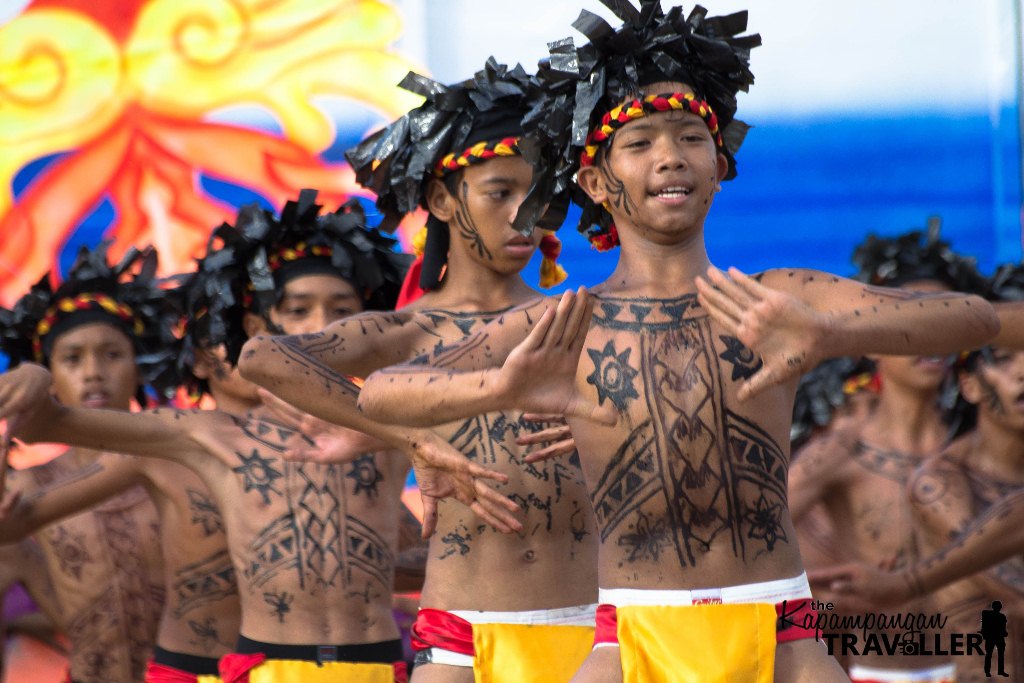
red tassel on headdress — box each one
[539,231,568,288]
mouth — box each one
[504,236,536,254]
[649,185,694,203]
[914,356,947,370]
[81,390,110,408]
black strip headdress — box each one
[346,58,570,290]
[179,190,411,390]
[534,1,760,249]
[851,216,986,291]
[0,241,182,405]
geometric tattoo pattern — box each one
[586,340,640,411]
[717,335,763,381]
[346,454,383,498]
[232,449,284,504]
[49,526,93,580]
[172,549,237,618]
[589,293,791,569]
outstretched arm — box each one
[239,310,423,426]
[0,364,210,466]
[812,487,1024,606]
[696,267,998,400]
[239,323,524,534]
[991,301,1024,349]
[1,364,520,535]
[0,453,143,544]
[358,289,615,428]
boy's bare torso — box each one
[178,407,408,645]
[402,304,597,610]
[133,457,241,656]
[569,286,801,588]
[9,452,165,683]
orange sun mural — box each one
[0,0,425,306]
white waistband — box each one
[421,648,474,667]
[447,603,598,626]
[849,663,957,682]
[599,573,811,607]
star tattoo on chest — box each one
[718,335,763,381]
[586,340,640,411]
[346,454,383,497]
[232,449,284,504]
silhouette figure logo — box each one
[980,601,1010,678]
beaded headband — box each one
[434,137,523,177]
[580,93,723,167]
[33,293,144,362]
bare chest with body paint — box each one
[14,455,164,683]
[410,306,600,611]
[567,292,801,590]
[192,413,408,644]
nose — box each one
[654,135,687,173]
[82,351,104,382]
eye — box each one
[284,307,308,317]
[623,138,649,149]
[334,308,354,317]
[486,189,511,200]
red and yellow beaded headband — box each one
[580,92,723,167]
[266,242,334,271]
[433,137,522,176]
[33,293,142,361]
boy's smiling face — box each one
[577,82,729,246]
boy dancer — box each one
[902,264,1024,680]
[240,60,600,682]
[0,282,252,681]
[788,226,984,683]
[0,194,454,682]
[0,244,170,683]
[354,3,1000,680]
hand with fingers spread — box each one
[258,388,389,463]
[496,288,617,426]
[405,429,522,538]
[695,266,829,401]
[517,414,576,464]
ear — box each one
[425,178,456,222]
[576,165,607,206]
[714,152,729,191]
[243,312,268,339]
[958,371,983,406]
